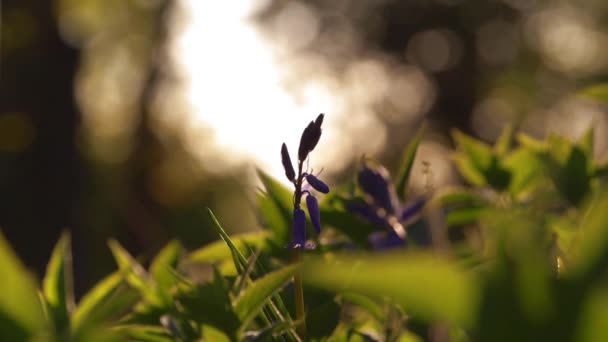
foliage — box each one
[4,122,608,341]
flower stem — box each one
[292,248,306,340]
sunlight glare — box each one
[173,0,338,181]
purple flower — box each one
[298,113,324,162]
[347,161,428,249]
[290,207,307,248]
[281,113,329,249]
[305,174,330,194]
[306,194,321,233]
[357,160,399,215]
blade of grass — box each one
[42,232,73,335]
[396,124,425,200]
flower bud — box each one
[298,121,315,161]
[281,143,296,182]
[306,174,330,194]
[306,194,321,234]
[298,114,324,161]
[308,113,324,152]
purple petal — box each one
[368,230,406,250]
[306,174,330,194]
[344,199,389,228]
[398,196,427,221]
[291,208,307,248]
[357,161,399,214]
[306,194,322,233]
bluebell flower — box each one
[291,207,307,248]
[282,113,329,249]
[305,193,321,233]
[347,160,428,249]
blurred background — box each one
[2,0,608,294]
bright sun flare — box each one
[173,0,338,181]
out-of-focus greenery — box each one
[4,108,608,341]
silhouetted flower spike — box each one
[285,114,329,249]
[357,160,399,215]
[291,207,307,248]
[308,113,324,152]
[306,194,321,233]
[281,143,296,182]
[298,113,325,162]
[305,174,329,194]
[314,113,324,128]
[298,121,316,161]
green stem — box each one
[292,249,306,340]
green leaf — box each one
[502,147,546,196]
[302,253,478,326]
[108,240,163,306]
[576,288,608,342]
[113,324,173,342]
[446,207,487,227]
[306,298,341,339]
[579,127,594,160]
[188,231,270,264]
[257,169,294,245]
[206,208,295,335]
[320,208,378,247]
[150,240,183,296]
[341,292,386,322]
[538,144,591,206]
[452,130,494,173]
[201,325,232,342]
[71,272,138,337]
[177,268,240,338]
[43,232,73,336]
[453,154,486,186]
[579,83,608,102]
[494,124,514,157]
[233,265,298,330]
[438,189,488,208]
[396,125,425,200]
[206,208,250,274]
[571,192,608,282]
[0,231,48,339]
[516,132,547,151]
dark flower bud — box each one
[308,113,324,152]
[306,194,321,233]
[398,196,427,221]
[298,121,316,161]
[357,160,399,215]
[291,207,307,248]
[306,174,329,194]
[314,113,324,128]
[281,143,296,182]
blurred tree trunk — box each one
[122,0,173,258]
[0,0,81,273]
